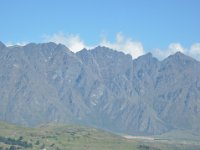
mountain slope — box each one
[0,42,200,135]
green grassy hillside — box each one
[0,121,200,150]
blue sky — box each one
[0,0,200,59]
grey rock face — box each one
[0,41,6,50]
[0,42,200,135]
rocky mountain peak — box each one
[165,51,195,62]
[162,51,198,71]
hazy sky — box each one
[0,0,200,59]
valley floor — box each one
[0,121,200,150]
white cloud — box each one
[153,43,185,60]
[5,41,28,47]
[44,32,86,52]
[100,33,145,59]
[4,32,200,61]
[153,43,200,61]
[44,32,145,58]
[168,43,185,53]
[188,43,200,60]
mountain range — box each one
[0,41,200,135]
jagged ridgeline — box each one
[0,41,200,135]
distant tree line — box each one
[0,136,32,148]
[0,145,17,150]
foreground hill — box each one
[0,42,200,135]
[0,121,200,150]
